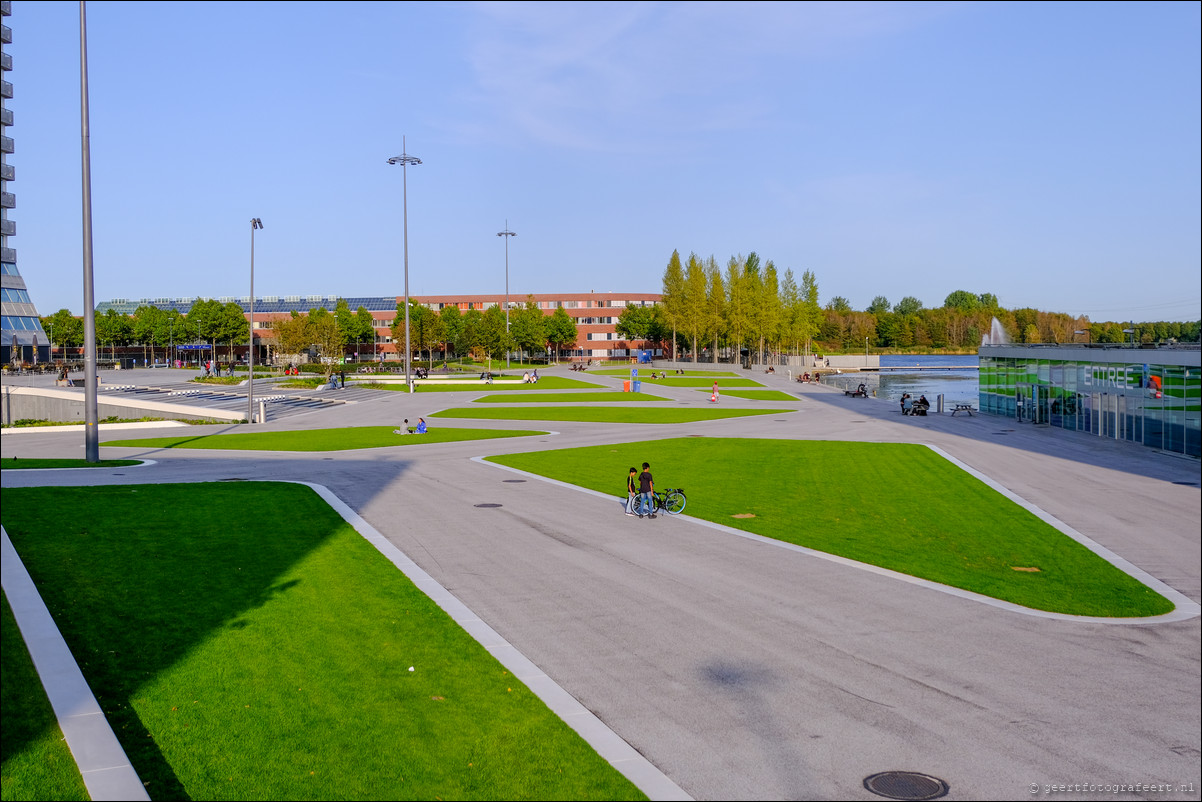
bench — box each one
[951,404,975,416]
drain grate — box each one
[863,771,949,801]
[474,503,503,508]
[503,479,526,483]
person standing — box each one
[638,462,655,518]
[625,467,638,516]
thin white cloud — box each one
[452,1,954,152]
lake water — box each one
[823,353,980,405]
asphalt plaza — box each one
[3,365,1199,800]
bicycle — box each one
[647,487,687,516]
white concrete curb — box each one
[1,527,150,801]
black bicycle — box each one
[648,487,687,516]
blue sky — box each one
[8,1,1200,321]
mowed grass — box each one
[432,407,788,424]
[702,390,799,402]
[2,458,142,470]
[404,377,603,392]
[591,369,740,378]
[102,426,545,452]
[1,592,90,802]
[641,377,765,388]
[473,392,669,404]
[486,439,1173,617]
[0,484,646,801]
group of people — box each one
[625,462,656,518]
[522,369,540,383]
[901,393,931,416]
[394,417,428,435]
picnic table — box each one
[951,404,975,416]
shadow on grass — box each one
[0,482,382,799]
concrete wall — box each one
[1,386,243,425]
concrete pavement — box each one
[3,365,1199,800]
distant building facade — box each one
[95,291,663,361]
[0,1,49,365]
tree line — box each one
[40,296,582,367]
[636,250,1199,360]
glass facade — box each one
[980,345,1201,457]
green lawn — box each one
[1,593,90,802]
[393,377,603,392]
[432,407,788,424]
[486,439,1173,617]
[473,392,669,404]
[701,389,799,401]
[639,377,765,388]
[3,458,143,470]
[0,484,646,801]
[102,426,546,452]
[590,369,741,378]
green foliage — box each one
[510,296,547,360]
[615,303,655,340]
[893,296,923,316]
[867,295,891,316]
[40,308,84,350]
[826,296,851,313]
[545,307,578,358]
[943,289,980,311]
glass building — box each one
[979,344,1201,458]
[1,1,49,365]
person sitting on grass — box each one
[416,418,428,434]
[394,419,409,435]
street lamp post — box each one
[387,138,421,393]
[497,222,516,370]
[248,218,263,423]
[865,337,869,367]
[79,0,100,462]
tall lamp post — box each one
[497,222,516,369]
[79,0,99,462]
[248,218,263,423]
[387,138,421,393]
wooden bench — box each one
[951,404,975,416]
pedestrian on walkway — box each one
[625,467,638,516]
[638,462,655,518]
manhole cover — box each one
[863,771,949,801]
[503,479,526,483]
[474,503,503,508]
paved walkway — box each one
[2,364,1199,800]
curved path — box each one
[3,365,1199,800]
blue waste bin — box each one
[632,380,642,392]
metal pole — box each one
[388,140,421,393]
[497,222,516,370]
[248,219,261,423]
[79,1,99,462]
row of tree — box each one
[40,296,583,369]
[644,250,1199,359]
